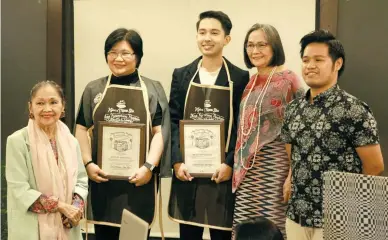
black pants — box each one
[94,225,120,240]
[94,225,151,240]
[180,224,232,240]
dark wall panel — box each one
[1,0,48,238]
[337,0,388,175]
[1,0,48,148]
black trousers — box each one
[94,225,120,240]
[180,223,232,240]
[94,225,151,240]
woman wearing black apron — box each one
[75,28,171,240]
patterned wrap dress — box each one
[232,70,305,238]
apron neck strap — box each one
[191,58,231,84]
[185,58,234,152]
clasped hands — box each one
[58,201,83,228]
[173,162,232,183]
[86,162,152,187]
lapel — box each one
[214,59,229,87]
[188,56,231,87]
[23,127,31,152]
[182,57,201,90]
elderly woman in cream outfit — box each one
[6,81,88,240]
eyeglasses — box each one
[246,42,269,52]
[107,51,135,60]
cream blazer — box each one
[5,127,88,240]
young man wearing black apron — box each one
[75,28,171,240]
[168,11,249,240]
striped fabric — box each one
[233,140,289,239]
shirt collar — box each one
[304,84,340,103]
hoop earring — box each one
[29,113,34,119]
[60,111,65,118]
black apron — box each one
[169,59,235,230]
[89,73,157,227]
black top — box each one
[281,84,380,227]
[76,70,162,127]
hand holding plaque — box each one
[98,121,146,180]
[180,120,225,178]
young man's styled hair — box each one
[196,10,232,36]
[234,217,284,240]
[104,28,143,68]
[300,29,346,77]
[243,23,286,69]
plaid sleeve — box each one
[28,194,59,213]
[72,193,85,217]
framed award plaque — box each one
[97,121,146,180]
[179,120,225,177]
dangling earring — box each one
[29,113,34,119]
[60,111,66,118]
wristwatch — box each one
[143,162,156,172]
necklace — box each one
[239,66,277,170]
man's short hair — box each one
[300,29,346,77]
[235,217,284,240]
[196,10,232,36]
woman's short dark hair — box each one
[30,80,65,104]
[196,10,232,36]
[300,29,346,77]
[104,28,143,68]
[243,23,285,69]
[235,217,284,240]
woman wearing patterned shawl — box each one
[232,23,305,238]
[6,81,88,240]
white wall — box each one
[74,0,315,238]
